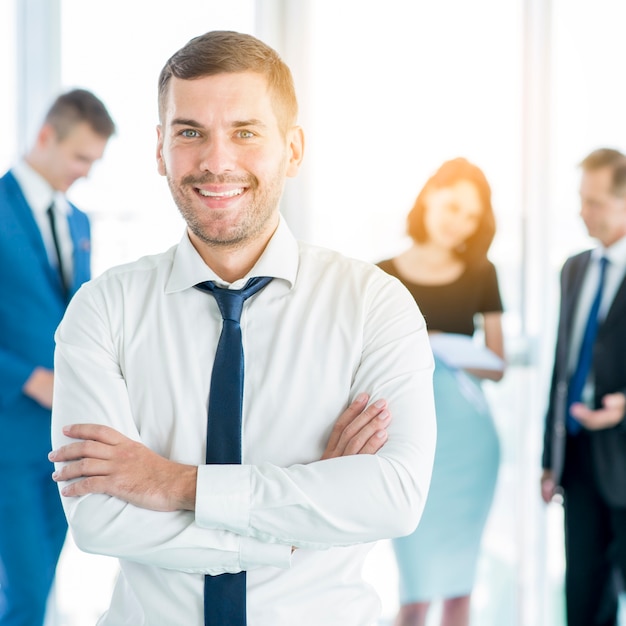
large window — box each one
[60,0,256,275]
[9,2,626,624]
[0,0,17,171]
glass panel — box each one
[59,0,256,276]
[44,2,626,625]
[0,0,17,172]
[306,3,523,622]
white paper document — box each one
[428,332,505,371]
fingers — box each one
[540,479,555,504]
[570,393,626,430]
[322,396,391,460]
[603,392,626,414]
[329,393,369,434]
[49,439,113,463]
[324,393,369,452]
[339,405,390,455]
[52,457,111,483]
[59,476,109,498]
[355,428,388,455]
[569,402,589,419]
[540,470,555,504]
[336,399,388,449]
[60,423,125,445]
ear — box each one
[37,123,56,148]
[156,125,166,176]
[285,126,304,178]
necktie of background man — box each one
[46,202,69,298]
[567,256,609,434]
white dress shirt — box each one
[568,235,626,405]
[52,217,436,626]
[12,159,74,283]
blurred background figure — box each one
[541,148,626,626]
[0,88,115,626]
[378,157,506,626]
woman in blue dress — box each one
[378,157,505,626]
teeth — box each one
[198,188,243,198]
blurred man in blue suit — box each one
[0,88,115,626]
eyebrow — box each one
[171,118,203,128]
[232,119,267,129]
[170,118,268,129]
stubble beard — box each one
[166,166,286,250]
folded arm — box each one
[51,274,435,566]
[51,393,390,510]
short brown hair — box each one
[157,30,298,134]
[407,157,496,263]
[580,148,626,197]
[45,89,116,140]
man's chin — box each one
[190,225,247,249]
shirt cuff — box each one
[195,464,251,533]
[196,464,292,570]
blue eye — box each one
[181,129,200,138]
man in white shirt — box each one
[49,31,436,625]
[0,89,115,626]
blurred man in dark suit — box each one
[542,147,626,626]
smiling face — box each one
[157,72,303,259]
[422,180,484,251]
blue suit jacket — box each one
[0,170,91,463]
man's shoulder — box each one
[562,248,592,272]
[0,169,20,200]
[297,239,353,261]
[296,240,417,308]
[297,240,391,280]
[88,246,177,289]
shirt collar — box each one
[12,159,70,217]
[165,215,299,293]
[594,234,626,269]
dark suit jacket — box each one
[542,249,626,508]
[0,170,91,464]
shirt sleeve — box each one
[477,260,504,314]
[0,347,38,407]
[195,271,437,550]
[52,285,292,575]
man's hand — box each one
[540,469,557,504]
[321,393,390,460]
[570,392,626,430]
[49,393,390,513]
[49,424,197,512]
[23,367,54,409]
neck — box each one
[599,230,626,249]
[405,241,457,267]
[189,220,278,283]
[24,152,54,190]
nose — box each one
[198,135,235,175]
[72,157,94,182]
[79,163,93,179]
[579,201,590,220]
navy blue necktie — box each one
[567,256,609,435]
[195,276,273,626]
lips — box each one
[197,187,244,198]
